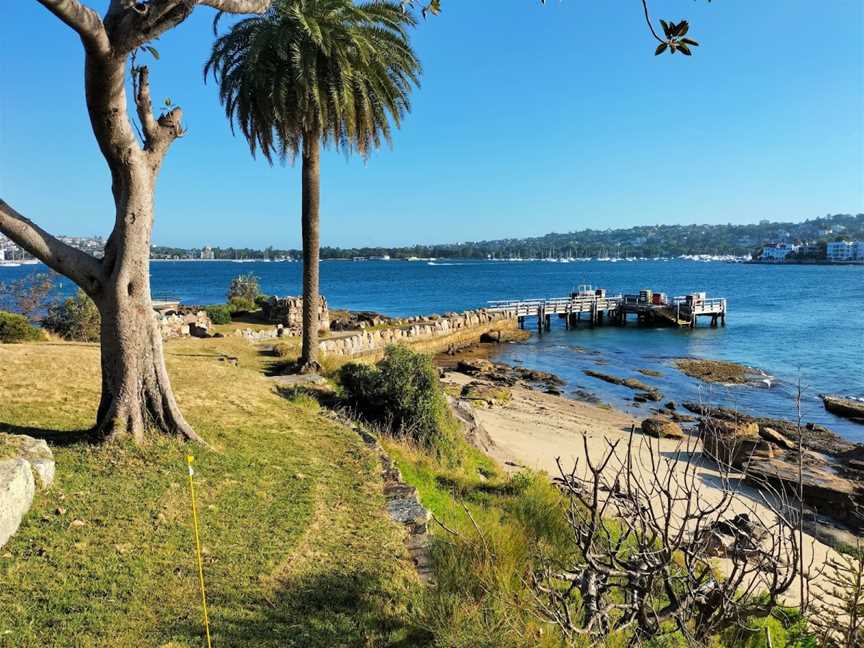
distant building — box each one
[758,243,799,262]
[826,241,855,262]
[855,241,864,260]
[201,246,215,260]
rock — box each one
[664,401,677,411]
[450,398,496,453]
[670,413,696,423]
[675,358,759,385]
[0,459,35,549]
[460,382,512,407]
[821,395,864,422]
[583,370,661,401]
[745,457,864,533]
[383,482,430,526]
[189,323,210,338]
[1,434,54,489]
[479,329,531,344]
[699,418,773,468]
[456,358,495,376]
[759,426,796,450]
[641,417,684,439]
[682,402,853,456]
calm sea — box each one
[3,259,863,442]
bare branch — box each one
[36,0,110,55]
[0,199,103,295]
[133,65,161,145]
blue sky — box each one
[1,1,862,248]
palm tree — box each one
[206,0,420,371]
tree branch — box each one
[196,0,271,12]
[35,0,110,55]
[0,199,103,295]
[133,65,161,145]
[640,0,665,43]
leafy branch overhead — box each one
[402,0,708,55]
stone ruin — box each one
[154,305,212,339]
[261,296,330,335]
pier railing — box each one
[487,291,727,329]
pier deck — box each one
[488,288,726,331]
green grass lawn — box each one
[0,337,423,647]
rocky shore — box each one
[439,347,864,548]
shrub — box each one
[228,297,256,313]
[205,304,232,325]
[340,345,458,458]
[228,274,260,308]
[0,271,55,319]
[254,294,271,308]
[43,290,100,342]
[0,311,43,343]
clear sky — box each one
[1,1,862,249]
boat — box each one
[0,262,21,268]
[821,394,864,423]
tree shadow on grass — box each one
[0,421,96,446]
[169,569,432,648]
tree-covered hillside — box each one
[150,213,864,260]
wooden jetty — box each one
[488,286,726,332]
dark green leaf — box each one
[676,21,689,37]
[678,43,692,56]
[681,38,700,47]
[145,45,160,60]
[660,20,672,38]
[655,43,668,56]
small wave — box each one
[427,262,462,266]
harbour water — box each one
[2,259,863,441]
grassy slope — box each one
[0,338,422,648]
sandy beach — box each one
[443,369,849,605]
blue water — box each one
[3,259,863,442]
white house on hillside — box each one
[759,243,799,262]
[826,241,855,262]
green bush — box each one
[254,294,272,308]
[228,297,256,313]
[0,310,43,343]
[340,345,457,458]
[43,290,100,342]
[205,304,232,325]
[227,273,260,309]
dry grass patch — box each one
[0,338,423,647]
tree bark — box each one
[299,134,321,372]
[92,174,201,443]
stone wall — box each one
[155,307,212,339]
[262,296,330,335]
[318,309,517,360]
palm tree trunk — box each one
[299,134,321,372]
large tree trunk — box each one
[92,178,199,443]
[1,1,275,443]
[299,134,321,372]
[84,51,202,443]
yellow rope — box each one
[186,455,213,648]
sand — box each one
[444,371,846,605]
